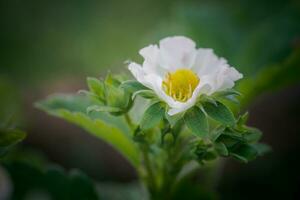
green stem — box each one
[124,113,134,131]
[142,145,157,197]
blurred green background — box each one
[0,0,300,199]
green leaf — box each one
[215,142,228,156]
[140,102,165,130]
[184,106,208,137]
[87,105,122,114]
[87,77,105,101]
[120,80,148,94]
[202,101,235,126]
[36,95,140,167]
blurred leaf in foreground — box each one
[0,78,22,124]
[4,161,98,200]
[35,94,140,168]
[0,78,26,158]
[0,129,26,158]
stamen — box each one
[162,69,199,102]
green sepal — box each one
[165,112,184,127]
[202,100,235,126]
[184,106,208,137]
[198,94,217,106]
[132,90,157,100]
[120,80,149,94]
[211,89,241,105]
[213,88,241,98]
[140,102,166,130]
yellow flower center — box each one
[162,69,200,102]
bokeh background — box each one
[1,0,300,199]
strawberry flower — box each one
[128,36,243,115]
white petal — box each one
[215,66,243,92]
[192,48,243,94]
[138,45,166,77]
[159,36,197,70]
[228,67,243,80]
[129,62,169,99]
[167,96,196,116]
[142,61,166,78]
[139,44,159,65]
[160,36,196,53]
[128,62,156,89]
[129,62,177,107]
[193,48,222,76]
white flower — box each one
[128,36,243,116]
